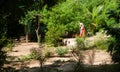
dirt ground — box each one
[4,41,112,72]
[4,43,74,72]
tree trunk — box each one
[35,15,40,44]
[25,25,29,43]
[35,29,39,42]
[26,32,28,43]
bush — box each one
[76,37,86,49]
[19,47,52,61]
[95,39,109,50]
[3,43,14,52]
[45,24,66,47]
[18,53,35,61]
[30,48,49,70]
[55,47,68,56]
[0,35,14,52]
[44,46,54,57]
[0,51,6,69]
[0,35,7,48]
[71,38,85,63]
[72,37,86,72]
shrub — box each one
[95,39,109,50]
[76,37,86,49]
[0,51,6,69]
[44,46,53,57]
[72,37,85,63]
[0,35,14,52]
[18,53,35,61]
[45,24,66,47]
[0,35,7,48]
[30,48,49,70]
[3,43,14,52]
[55,47,68,56]
[72,37,86,72]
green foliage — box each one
[19,47,50,61]
[18,54,34,61]
[18,0,119,45]
[0,51,6,68]
[76,37,86,49]
[77,0,119,32]
[19,10,42,42]
[46,0,81,32]
[3,43,14,52]
[19,10,39,25]
[95,39,109,50]
[40,0,119,45]
[19,10,40,33]
[72,37,85,64]
[0,13,8,38]
[72,37,86,72]
[0,35,7,47]
[41,1,81,45]
[44,46,53,57]
[45,24,66,46]
[108,36,116,44]
[107,27,120,63]
[55,47,68,56]
[0,35,14,51]
[30,48,49,70]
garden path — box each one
[5,35,112,72]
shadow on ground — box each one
[1,60,120,72]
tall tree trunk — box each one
[26,32,29,43]
[35,28,39,42]
[25,25,29,43]
[35,15,40,44]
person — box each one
[79,22,85,37]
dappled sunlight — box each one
[2,40,116,72]
[0,0,119,72]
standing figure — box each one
[79,22,85,37]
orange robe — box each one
[79,27,85,37]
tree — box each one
[19,10,39,42]
[106,0,120,63]
[76,0,119,33]
[41,1,81,45]
[39,0,119,46]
